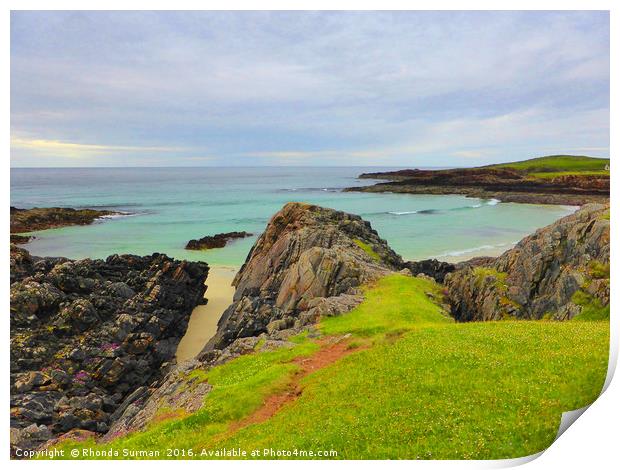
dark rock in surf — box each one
[10,206,121,234]
[185,231,253,250]
[11,234,33,244]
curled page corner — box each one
[492,406,594,469]
[553,340,618,441]
[494,451,544,468]
[552,352,616,445]
[555,406,590,441]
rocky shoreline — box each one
[202,202,403,352]
[10,247,209,454]
[10,206,124,242]
[92,202,609,444]
[9,200,610,455]
[345,167,610,205]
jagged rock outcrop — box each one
[10,245,37,284]
[445,204,610,321]
[10,248,209,453]
[202,202,403,351]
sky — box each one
[10,11,610,168]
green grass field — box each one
[51,275,609,460]
[487,155,609,176]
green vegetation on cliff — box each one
[352,239,381,262]
[488,155,609,176]
[52,274,609,460]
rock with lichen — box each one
[444,204,610,321]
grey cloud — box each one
[10,11,609,167]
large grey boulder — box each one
[203,202,402,351]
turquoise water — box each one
[11,167,575,267]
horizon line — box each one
[9,165,456,170]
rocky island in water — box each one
[185,231,253,250]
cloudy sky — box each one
[11,11,609,167]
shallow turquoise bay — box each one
[11,167,574,268]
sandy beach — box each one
[176,266,237,363]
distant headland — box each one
[345,155,610,205]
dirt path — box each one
[228,338,361,433]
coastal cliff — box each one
[10,248,209,453]
[345,155,610,205]
[445,204,610,321]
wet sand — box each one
[176,266,237,363]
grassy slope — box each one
[53,275,609,460]
[486,155,610,177]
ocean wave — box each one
[278,187,343,193]
[460,199,500,210]
[97,211,144,220]
[387,208,439,216]
[434,241,516,258]
[439,245,495,257]
[386,199,501,216]
[228,216,268,224]
[357,211,389,217]
[388,210,419,215]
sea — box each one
[10,167,576,268]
